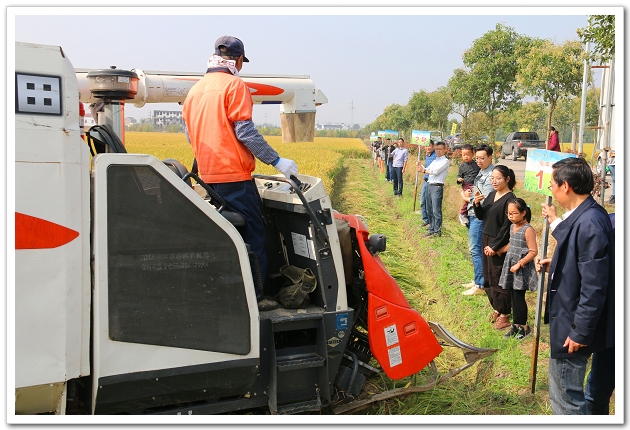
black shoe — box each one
[421,222,430,228]
[434,231,442,237]
[424,232,435,237]
[516,325,531,340]
[503,324,519,339]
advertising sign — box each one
[450,123,457,135]
[411,130,431,147]
[524,149,577,195]
[378,130,399,140]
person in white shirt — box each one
[416,141,450,237]
[391,138,409,197]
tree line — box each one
[360,16,614,154]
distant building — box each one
[153,110,183,128]
[315,123,348,131]
[125,117,138,126]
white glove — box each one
[273,158,298,179]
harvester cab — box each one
[14,41,496,416]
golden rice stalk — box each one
[124,132,369,195]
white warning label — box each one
[384,324,399,347]
[291,232,309,258]
[388,345,402,367]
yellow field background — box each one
[124,132,369,195]
[123,132,597,196]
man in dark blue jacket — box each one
[536,157,614,415]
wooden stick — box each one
[529,195,552,393]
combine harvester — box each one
[13,41,496,416]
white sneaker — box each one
[459,214,469,226]
[462,286,485,296]
[461,281,476,288]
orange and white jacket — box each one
[183,71,278,183]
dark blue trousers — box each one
[212,180,267,301]
[392,167,404,195]
[581,348,615,414]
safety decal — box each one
[336,313,349,330]
[291,232,308,258]
[388,345,402,367]
[384,324,399,347]
[327,336,341,348]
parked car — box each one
[500,131,546,160]
[444,135,453,146]
[430,131,443,145]
[451,133,462,149]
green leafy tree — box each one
[516,39,584,137]
[428,87,452,134]
[554,88,600,149]
[447,68,477,131]
[518,101,548,132]
[462,23,531,144]
[139,123,156,132]
[578,15,615,63]
[464,112,491,142]
[407,90,432,131]
[497,105,520,134]
[379,103,411,137]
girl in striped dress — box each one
[499,198,539,340]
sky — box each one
[10,5,617,128]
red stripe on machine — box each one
[15,212,79,249]
[245,83,284,96]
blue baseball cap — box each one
[214,35,249,62]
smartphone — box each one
[472,185,482,196]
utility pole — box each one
[577,42,590,156]
[350,100,356,128]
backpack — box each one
[273,265,317,309]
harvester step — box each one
[277,398,322,415]
[276,353,325,372]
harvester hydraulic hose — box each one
[181,173,228,212]
[346,351,360,396]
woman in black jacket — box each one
[472,165,516,330]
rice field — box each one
[123,132,369,195]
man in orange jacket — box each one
[183,35,298,311]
